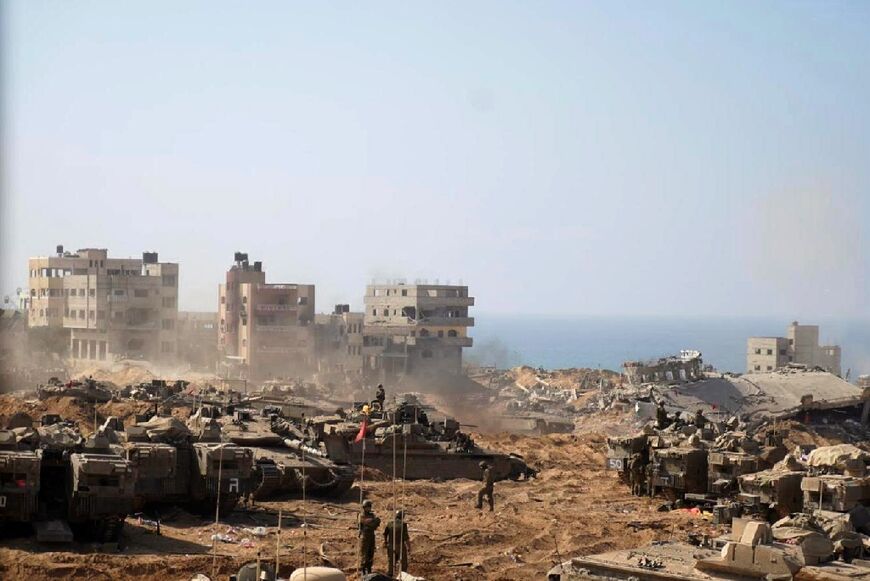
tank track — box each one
[293,465,355,498]
[253,461,283,500]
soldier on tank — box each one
[694,409,707,429]
[476,460,495,511]
[384,509,411,577]
[375,384,386,409]
[656,401,670,429]
[358,499,380,575]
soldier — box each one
[476,461,494,511]
[384,509,411,577]
[375,384,386,409]
[656,401,670,430]
[628,453,644,496]
[358,499,380,576]
[645,459,656,497]
[694,409,707,429]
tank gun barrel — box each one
[283,438,326,458]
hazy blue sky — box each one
[2,1,868,317]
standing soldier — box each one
[384,509,411,577]
[375,384,386,410]
[476,461,494,511]
[628,453,644,496]
[358,499,380,576]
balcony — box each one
[407,335,473,347]
[254,325,298,333]
[417,316,474,327]
[416,296,475,308]
[255,304,297,312]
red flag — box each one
[354,416,368,444]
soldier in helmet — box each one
[476,460,494,511]
[375,384,386,409]
[358,499,380,575]
[384,509,411,577]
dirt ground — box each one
[0,427,716,581]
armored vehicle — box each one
[649,447,708,499]
[801,475,870,512]
[738,468,804,519]
[32,418,134,541]
[0,430,40,523]
[706,450,759,496]
[311,402,536,482]
[605,434,648,484]
[209,407,354,500]
[37,376,113,403]
[65,451,135,540]
[119,414,254,514]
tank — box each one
[738,468,804,518]
[209,406,355,500]
[9,416,136,542]
[66,451,135,540]
[649,447,708,499]
[310,401,536,482]
[801,475,870,512]
[118,414,254,514]
[706,451,759,496]
[0,430,40,523]
[605,434,648,484]
[37,376,113,403]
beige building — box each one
[218,253,315,379]
[747,321,841,375]
[27,246,179,362]
[363,282,473,379]
[314,304,364,378]
[177,311,218,371]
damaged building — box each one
[624,350,704,385]
[176,311,218,371]
[27,246,179,363]
[313,304,364,378]
[218,253,315,379]
[362,282,474,380]
[747,321,841,375]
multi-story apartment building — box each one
[314,304,364,378]
[362,282,473,379]
[218,253,315,379]
[747,321,841,375]
[27,246,179,362]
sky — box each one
[2,1,868,318]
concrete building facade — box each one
[218,253,315,379]
[362,283,473,379]
[27,246,179,362]
[624,350,704,385]
[747,321,841,375]
[177,311,218,371]
[314,304,364,378]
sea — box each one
[467,315,870,377]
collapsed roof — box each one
[653,371,868,421]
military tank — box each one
[202,406,354,500]
[310,400,537,482]
[0,430,41,524]
[110,413,255,515]
[1,414,135,542]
